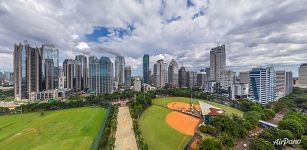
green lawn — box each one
[153,97,243,117]
[0,107,107,150]
[139,105,191,150]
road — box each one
[114,106,138,150]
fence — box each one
[90,104,111,150]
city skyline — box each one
[0,0,307,77]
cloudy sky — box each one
[0,0,307,76]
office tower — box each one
[164,62,168,84]
[143,54,150,84]
[168,59,179,88]
[178,66,187,88]
[9,73,14,85]
[134,78,142,92]
[249,67,276,105]
[115,56,125,85]
[58,67,65,90]
[14,43,41,101]
[76,55,88,91]
[99,57,113,94]
[298,63,307,85]
[276,71,293,97]
[221,70,236,90]
[88,56,100,93]
[210,45,226,83]
[125,66,132,89]
[239,71,250,84]
[40,44,59,90]
[153,59,165,88]
[186,71,197,88]
[63,59,81,91]
[197,70,207,88]
[205,68,211,81]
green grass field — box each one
[0,107,107,150]
[139,105,191,150]
[153,97,243,117]
[139,97,243,150]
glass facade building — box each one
[143,54,150,84]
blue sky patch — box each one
[187,0,195,7]
[85,26,110,42]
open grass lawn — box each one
[153,97,243,117]
[139,105,191,150]
[0,107,107,150]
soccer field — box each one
[0,107,107,150]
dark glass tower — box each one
[143,54,149,84]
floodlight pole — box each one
[190,86,192,111]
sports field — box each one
[0,107,107,150]
[139,105,192,150]
[139,97,243,150]
[153,97,243,117]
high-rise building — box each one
[239,72,250,84]
[164,62,168,84]
[134,78,142,92]
[143,54,150,84]
[186,71,197,88]
[197,69,207,88]
[58,67,65,90]
[276,71,293,97]
[205,68,211,81]
[14,43,41,101]
[221,70,236,90]
[63,59,81,92]
[75,55,88,91]
[115,56,125,85]
[153,59,165,88]
[88,56,100,94]
[168,59,179,88]
[40,44,59,90]
[178,66,187,88]
[298,63,307,86]
[249,67,276,105]
[99,57,113,94]
[125,66,132,89]
[210,45,226,83]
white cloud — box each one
[0,0,306,76]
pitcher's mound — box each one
[165,111,200,136]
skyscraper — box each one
[249,67,276,105]
[239,72,250,84]
[115,56,125,85]
[210,45,226,83]
[221,70,236,90]
[76,55,88,91]
[153,59,165,88]
[197,69,207,88]
[88,56,100,94]
[186,71,197,88]
[298,63,307,86]
[14,43,41,101]
[40,44,59,90]
[276,71,293,97]
[125,66,132,89]
[99,57,113,94]
[168,59,179,88]
[178,66,187,88]
[143,54,150,84]
[205,68,211,81]
[63,59,81,91]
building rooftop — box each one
[198,101,224,116]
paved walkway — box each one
[115,107,138,150]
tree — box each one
[279,119,304,138]
[264,109,275,120]
[243,111,261,127]
[199,138,223,150]
[249,138,276,150]
[218,133,234,147]
[260,128,294,150]
[301,136,307,149]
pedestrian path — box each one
[115,106,138,150]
